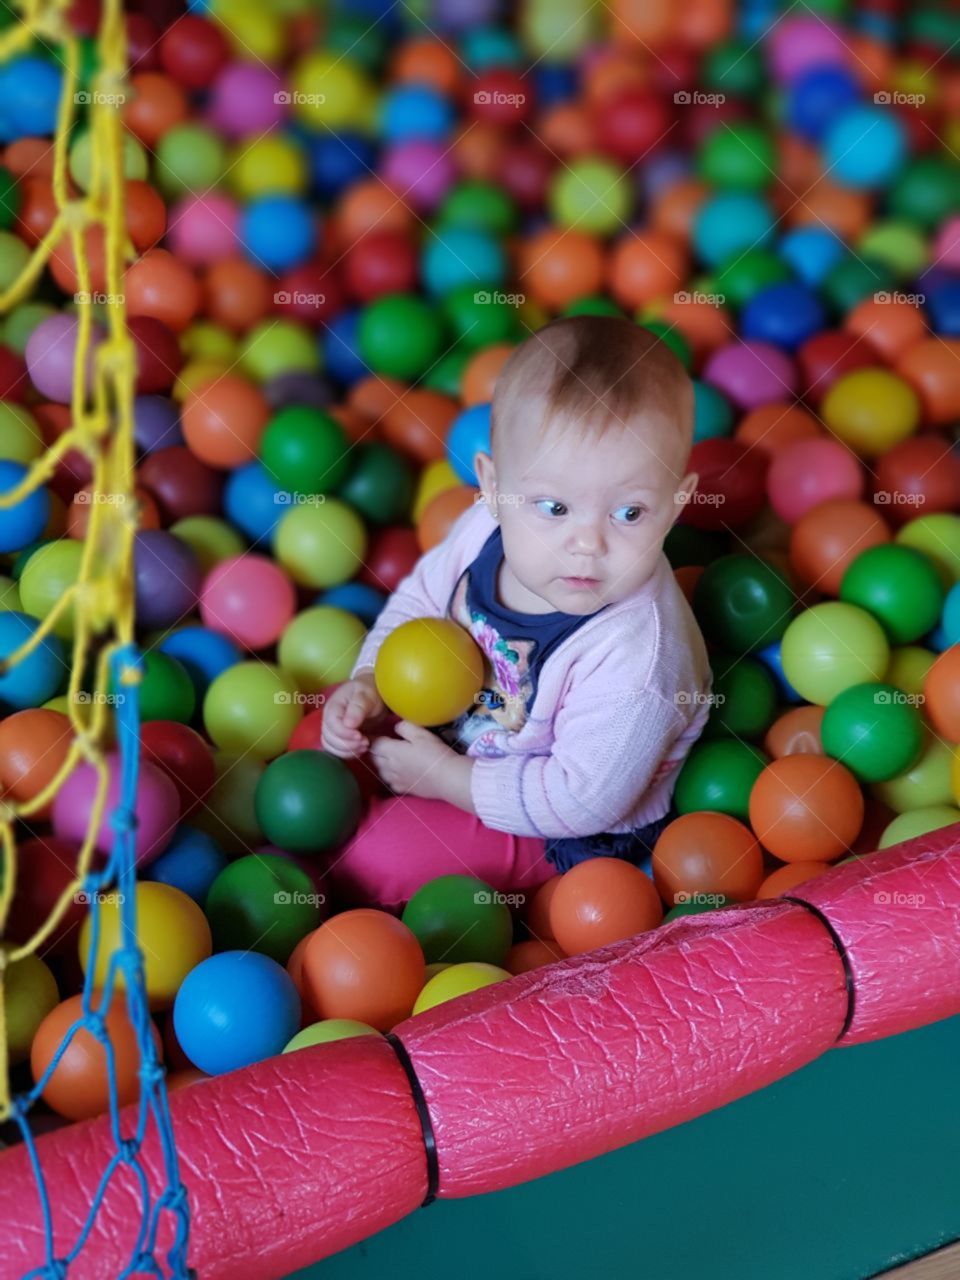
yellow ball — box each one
[0,403,43,463]
[170,516,246,575]
[412,460,461,525]
[79,882,212,1010]
[230,135,308,200]
[5,954,58,1064]
[174,358,230,403]
[283,1019,379,1053]
[278,605,367,691]
[274,499,367,589]
[181,322,238,363]
[211,0,287,61]
[878,806,960,849]
[896,514,960,586]
[884,645,935,697]
[822,368,920,457]
[413,962,510,1014]
[375,618,485,726]
[872,733,954,813]
[951,748,960,806]
[290,52,376,131]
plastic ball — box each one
[652,812,764,905]
[779,226,845,287]
[692,554,795,653]
[518,227,605,309]
[763,705,825,758]
[375,617,485,726]
[674,739,768,821]
[80,882,212,1009]
[548,157,630,235]
[134,530,201,630]
[756,862,830,899]
[703,341,798,411]
[202,662,303,759]
[692,191,775,267]
[789,498,890,596]
[357,293,445,380]
[0,611,65,709]
[290,51,375,131]
[681,438,768,530]
[52,752,179,865]
[896,515,960,587]
[284,1019,379,1053]
[822,368,920,457]
[126,248,201,333]
[401,875,513,966]
[879,806,960,850]
[158,625,241,705]
[445,404,491,484]
[173,951,300,1075]
[873,735,955,814]
[320,582,386,630]
[144,825,228,903]
[698,123,776,191]
[749,754,864,862]
[301,909,425,1031]
[413,961,511,1013]
[780,603,890,705]
[824,104,907,189]
[25,314,101,403]
[166,192,238,266]
[240,196,316,272]
[702,656,777,740]
[692,381,734,443]
[4,954,58,1064]
[205,852,323,964]
[254,750,362,853]
[0,460,48,552]
[607,231,687,310]
[154,123,226,196]
[274,497,367,589]
[200,554,296,651]
[277,605,364,690]
[547,858,662,955]
[0,706,70,818]
[839,545,944,645]
[741,282,827,352]
[786,65,861,142]
[923,647,960,742]
[767,437,863,523]
[133,651,197,724]
[259,406,350,495]
[230,135,309,201]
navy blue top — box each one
[434,525,670,873]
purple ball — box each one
[703,341,799,411]
[134,530,202,630]
[134,395,183,455]
[382,140,456,213]
[766,16,848,85]
[640,151,694,203]
[52,753,180,867]
[167,193,240,266]
[263,372,333,411]
[25,315,103,404]
[432,0,499,30]
[208,63,288,139]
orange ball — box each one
[607,231,688,310]
[126,248,200,333]
[845,297,927,365]
[674,0,733,46]
[526,875,561,941]
[31,995,162,1121]
[3,137,56,179]
[581,48,648,104]
[348,374,407,425]
[650,178,709,241]
[334,179,413,248]
[504,939,566,975]
[391,38,460,93]
[181,373,270,469]
[518,228,606,310]
[674,563,703,604]
[894,339,960,426]
[763,705,825,759]
[548,858,663,955]
[645,293,733,363]
[756,861,830,900]
[16,178,60,247]
[652,812,764,904]
[734,403,822,458]
[126,179,168,251]
[301,909,425,1031]
[789,498,890,595]
[49,225,108,295]
[327,404,374,445]
[380,389,457,464]
[749,755,864,863]
[67,485,160,538]
[203,257,272,332]
[462,344,514,406]
[609,0,673,45]
[786,182,871,240]
[537,104,595,158]
[0,708,71,821]
[922,647,960,743]
[123,72,189,146]
[417,485,477,551]
[451,123,505,182]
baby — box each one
[321,316,712,912]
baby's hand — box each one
[321,673,385,758]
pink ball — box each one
[200,554,297,650]
[767,437,865,524]
[208,63,288,139]
[167,194,239,266]
[767,16,848,83]
[382,140,457,212]
[703,341,798,411]
[933,216,960,271]
[51,753,180,867]
[25,315,103,404]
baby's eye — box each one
[614,505,646,524]
[535,499,567,517]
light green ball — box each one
[2,303,57,355]
[856,221,928,280]
[19,540,85,639]
[240,320,320,382]
[780,602,889,705]
[283,1020,380,1053]
[896,514,960,586]
[548,158,631,235]
[273,498,367,589]
[0,232,30,291]
[203,662,303,760]
[5,954,59,1064]
[277,606,367,692]
[154,124,228,197]
[170,516,246,575]
[70,129,148,191]
[878,805,960,849]
[0,403,44,464]
[872,734,954,813]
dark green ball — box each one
[663,524,727,570]
[441,284,520,350]
[136,651,196,724]
[438,180,517,236]
[337,442,416,525]
[674,739,769,821]
[693,554,796,653]
[358,293,446,380]
[839,544,944,645]
[402,875,513,966]
[702,656,778,740]
[822,255,896,316]
[260,406,351,495]
[423,347,471,398]
[702,42,766,98]
[204,854,321,964]
[0,168,20,231]
[254,749,361,853]
[640,321,692,369]
[662,893,732,923]
[715,249,792,310]
[698,123,776,191]
[562,295,624,318]
[889,157,960,233]
[820,682,925,783]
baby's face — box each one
[475,412,696,616]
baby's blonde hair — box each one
[490,316,694,466]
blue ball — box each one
[319,581,387,628]
[740,281,827,351]
[462,27,523,70]
[755,640,803,704]
[446,403,491,483]
[693,381,734,443]
[779,226,845,287]
[533,64,577,108]
[3,58,62,138]
[323,309,368,385]
[224,461,285,545]
[823,105,908,189]
[240,197,317,271]
[0,461,50,553]
[786,66,861,143]
[173,951,300,1075]
[0,611,65,709]
[145,826,228,903]
[925,279,960,338]
[158,626,241,704]
[421,228,506,296]
[380,84,454,143]
[692,192,775,269]
[923,622,951,654]
[941,582,960,647]
[309,132,378,198]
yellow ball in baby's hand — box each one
[375,618,485,727]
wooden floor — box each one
[877,1240,960,1278]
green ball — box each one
[674,739,769,820]
[879,805,960,850]
[441,284,520,350]
[170,515,246,574]
[562,295,624,318]
[439,180,517,236]
[662,893,731,923]
[241,320,320,381]
[191,750,264,855]
[895,514,960,586]
[821,682,924,783]
[284,1019,379,1052]
[702,655,778,740]
[326,12,389,68]
[5,953,58,1063]
[423,347,471,398]
[702,41,766,98]
[19,541,84,639]
[358,293,446,380]
[780,603,889,705]
[135,651,196,724]
[260,406,350,495]
[274,498,367,589]
[70,129,147,191]
[0,166,20,230]
[889,157,960,232]
[547,158,631,235]
[822,255,896,315]
[154,124,228,196]
[203,662,302,759]
[254,749,361,852]
[857,221,927,281]
[715,249,792,310]
[337,442,415,524]
[693,554,796,653]
[0,231,30,290]
[204,853,321,964]
[663,524,727,569]
[639,321,692,369]
[839,544,945,644]
[277,605,367,690]
[2,302,56,355]
[401,874,513,966]
[698,124,775,191]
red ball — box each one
[871,436,960,525]
[499,139,554,210]
[130,315,183,394]
[797,331,877,404]
[357,526,421,593]
[274,260,345,326]
[138,444,224,523]
[159,15,230,90]
[467,69,532,126]
[35,402,92,501]
[648,43,700,94]
[67,0,101,36]
[140,720,216,818]
[125,13,160,71]
[7,835,85,954]
[0,344,28,402]
[680,438,769,530]
[680,98,750,149]
[594,89,672,163]
[343,232,418,303]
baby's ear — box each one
[473,450,496,495]
[676,471,699,503]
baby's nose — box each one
[569,522,605,554]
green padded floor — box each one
[294,1015,960,1280]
